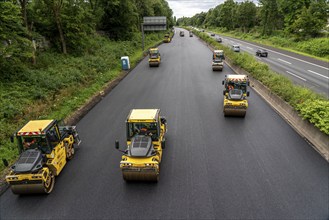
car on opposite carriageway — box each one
[256,49,268,57]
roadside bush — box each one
[297,99,329,134]
[296,38,329,58]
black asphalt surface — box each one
[1,28,328,220]
[207,32,329,98]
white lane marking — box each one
[256,57,262,61]
[308,70,329,79]
[286,71,307,81]
[278,58,291,65]
[246,46,253,50]
[224,37,329,71]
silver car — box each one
[232,45,240,52]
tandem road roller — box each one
[212,50,225,71]
[148,48,161,67]
[222,75,250,117]
[4,120,81,194]
[115,109,167,182]
[163,33,171,43]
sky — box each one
[167,0,257,19]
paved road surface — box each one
[1,28,328,220]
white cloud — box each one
[167,0,257,19]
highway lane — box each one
[208,32,329,97]
[1,28,328,219]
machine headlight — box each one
[9,176,18,180]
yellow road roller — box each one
[212,50,225,71]
[163,33,171,43]
[115,109,167,182]
[222,75,250,117]
[4,120,81,194]
[148,48,161,67]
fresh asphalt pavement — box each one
[1,28,328,219]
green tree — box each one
[277,0,311,33]
[291,1,328,38]
[191,12,207,27]
[31,0,95,54]
[152,0,174,27]
[99,0,139,40]
[259,0,283,35]
[134,0,154,25]
[237,1,257,32]
[0,1,32,78]
[219,0,238,30]
[204,5,222,27]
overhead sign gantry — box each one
[142,16,167,50]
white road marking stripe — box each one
[307,70,329,79]
[286,71,307,81]
[225,37,329,70]
[278,58,292,65]
[247,47,253,50]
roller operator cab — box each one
[222,75,250,117]
[4,120,81,194]
[115,109,167,182]
[148,48,161,67]
[212,50,225,71]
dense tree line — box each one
[177,0,328,38]
[0,0,173,75]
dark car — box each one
[210,33,215,36]
[180,31,184,37]
[256,49,268,57]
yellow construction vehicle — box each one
[212,50,225,71]
[222,75,250,117]
[4,120,81,194]
[115,109,167,182]
[163,33,171,43]
[148,48,161,67]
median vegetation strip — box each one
[0,33,164,173]
[189,29,329,136]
